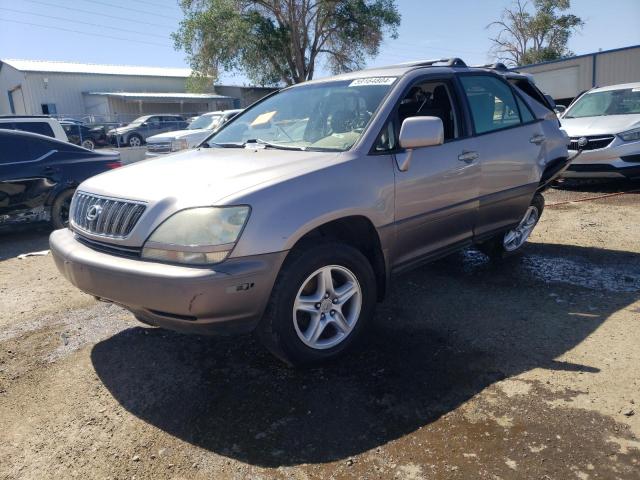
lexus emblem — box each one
[86,204,103,221]
[577,136,589,148]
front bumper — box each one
[563,138,640,178]
[50,228,287,335]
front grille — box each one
[569,135,615,151]
[147,142,172,153]
[75,234,141,258]
[71,192,146,238]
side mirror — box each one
[554,105,567,116]
[397,117,444,171]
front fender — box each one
[228,154,396,258]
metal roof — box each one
[85,92,232,101]
[515,44,640,70]
[1,59,192,77]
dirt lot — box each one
[1,181,639,480]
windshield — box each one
[189,114,222,130]
[565,88,640,118]
[206,78,396,151]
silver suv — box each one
[50,58,569,365]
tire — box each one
[477,193,545,260]
[81,138,95,150]
[51,189,75,230]
[128,134,143,148]
[258,242,377,366]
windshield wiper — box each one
[208,142,245,148]
[244,138,307,151]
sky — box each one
[0,0,639,85]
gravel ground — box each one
[1,181,639,479]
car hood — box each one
[146,129,210,143]
[560,114,640,136]
[79,147,343,207]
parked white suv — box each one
[0,115,68,142]
[145,109,242,157]
[560,82,640,179]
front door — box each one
[384,78,481,269]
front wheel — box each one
[258,242,377,366]
[81,138,95,150]
[51,189,75,229]
[128,134,143,148]
[478,193,545,259]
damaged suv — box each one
[50,58,569,365]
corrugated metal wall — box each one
[20,72,189,116]
[596,49,640,87]
[518,46,640,101]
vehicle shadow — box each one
[0,226,52,261]
[90,242,640,467]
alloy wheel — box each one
[503,206,539,251]
[292,265,362,350]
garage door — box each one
[532,66,580,100]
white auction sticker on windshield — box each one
[349,77,397,87]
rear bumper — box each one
[50,228,287,335]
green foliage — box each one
[173,0,401,86]
[488,0,583,66]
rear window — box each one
[12,121,55,138]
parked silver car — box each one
[145,109,242,157]
[50,58,569,365]
[561,82,640,179]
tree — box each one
[488,0,583,66]
[173,0,401,87]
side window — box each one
[147,116,160,125]
[0,134,55,163]
[373,120,397,152]
[0,134,32,163]
[13,122,55,138]
[460,75,522,134]
[516,94,535,123]
[373,80,459,152]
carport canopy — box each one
[83,91,237,117]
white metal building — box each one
[0,59,275,121]
[516,45,640,104]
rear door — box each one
[0,133,58,216]
[457,74,544,238]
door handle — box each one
[458,150,479,163]
[530,134,546,145]
[42,166,59,174]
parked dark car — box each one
[106,115,188,147]
[0,130,122,229]
[61,122,109,150]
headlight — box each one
[171,138,189,151]
[619,127,640,142]
[141,206,250,265]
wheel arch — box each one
[538,155,571,192]
[285,215,389,301]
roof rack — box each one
[475,62,509,71]
[389,57,467,68]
